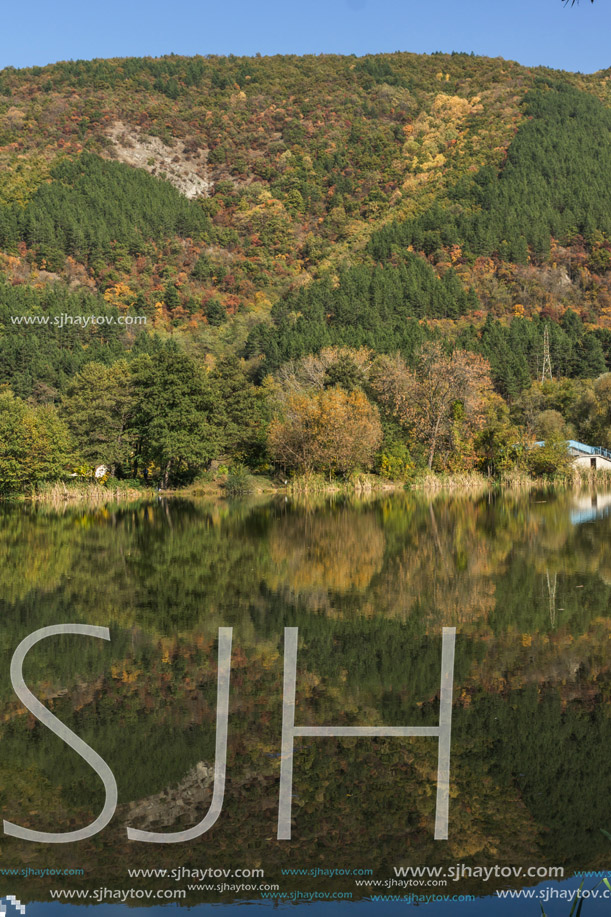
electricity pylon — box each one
[541,325,553,383]
[546,570,557,628]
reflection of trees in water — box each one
[1,491,611,900]
[1,490,609,635]
[0,507,76,604]
[358,495,515,627]
[600,559,611,586]
[466,623,611,703]
[1,491,610,704]
[510,491,611,583]
[267,493,524,627]
[468,683,611,867]
[267,507,385,597]
[546,570,557,627]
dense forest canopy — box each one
[0,51,610,488]
[369,84,611,263]
[0,154,210,270]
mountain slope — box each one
[0,52,610,488]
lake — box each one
[0,488,610,914]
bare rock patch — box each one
[103,122,212,200]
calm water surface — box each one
[0,488,610,913]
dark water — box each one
[0,488,610,914]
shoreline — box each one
[3,467,609,508]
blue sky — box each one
[0,0,609,74]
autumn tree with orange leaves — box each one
[370,343,494,470]
[268,388,382,476]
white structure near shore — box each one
[534,440,611,471]
[566,440,611,471]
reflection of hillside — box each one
[125,761,214,833]
[465,623,611,699]
[2,627,611,900]
[2,628,608,904]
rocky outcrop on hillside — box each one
[104,122,212,199]
[124,761,214,831]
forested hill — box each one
[0,52,610,488]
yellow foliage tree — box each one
[268,388,382,476]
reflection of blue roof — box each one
[570,506,611,526]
